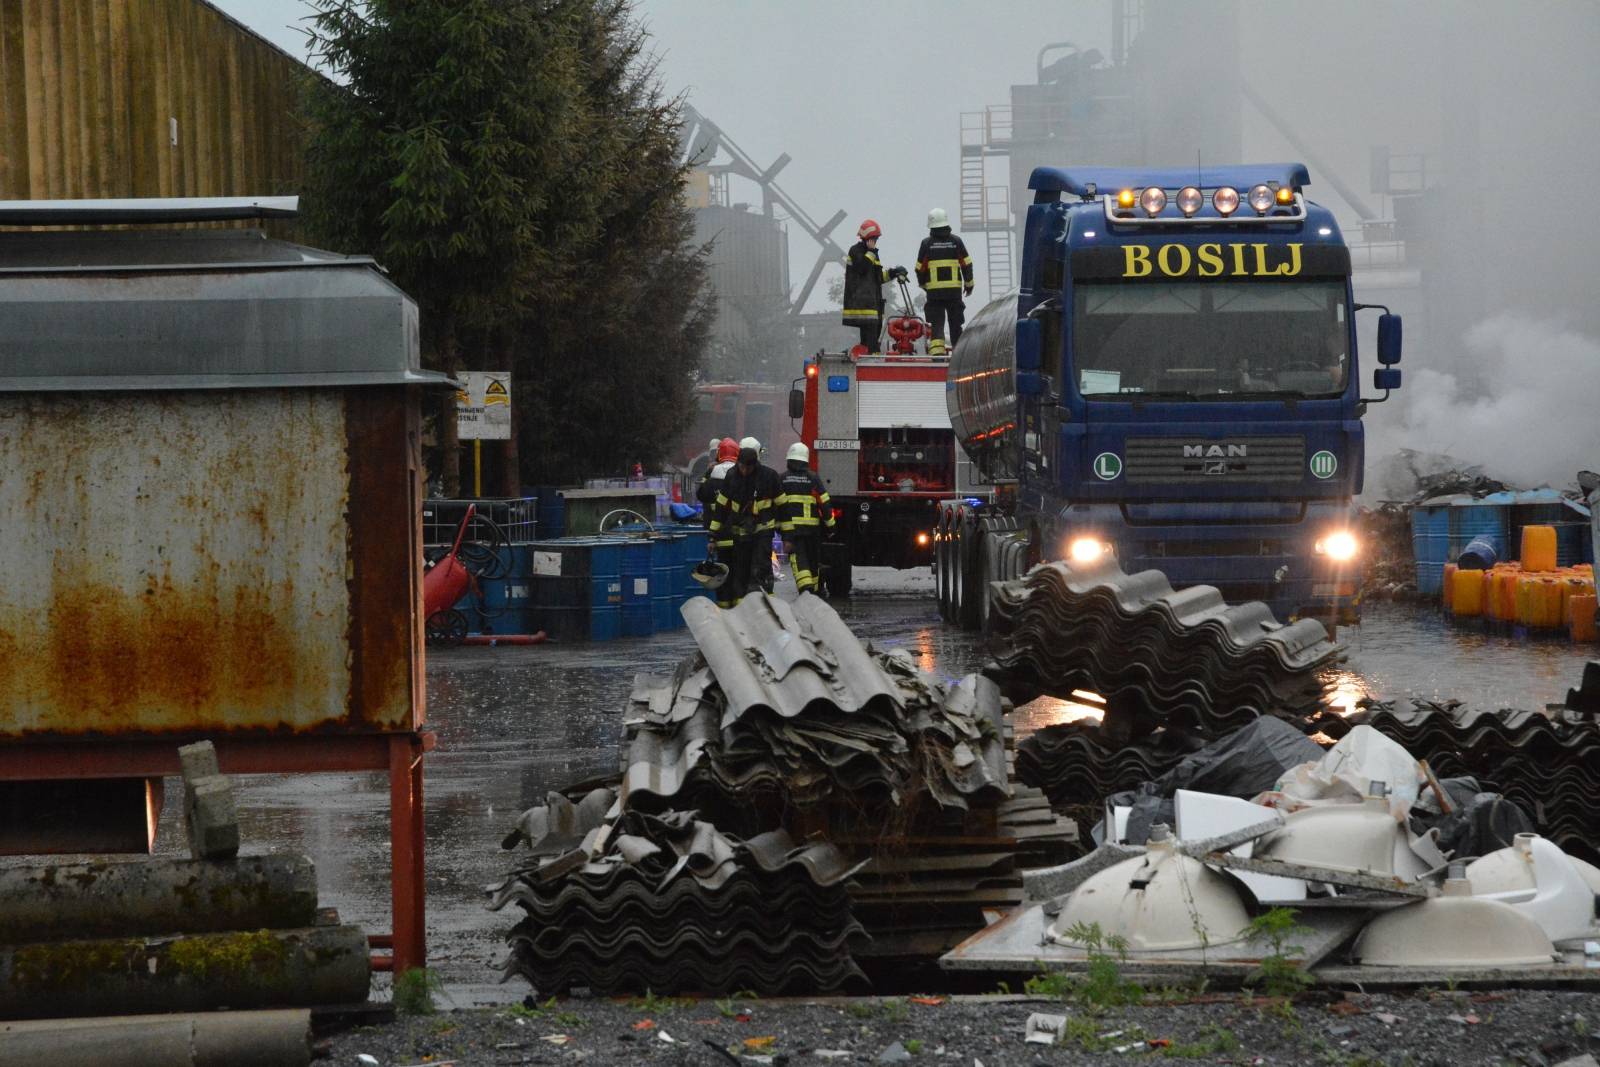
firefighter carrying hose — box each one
[777,442,835,595]
[707,436,778,607]
[915,207,974,355]
[841,219,907,354]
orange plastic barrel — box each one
[1521,525,1558,573]
[1491,568,1520,621]
[1442,562,1458,609]
[1452,567,1486,617]
[1572,594,1599,642]
[1531,578,1565,628]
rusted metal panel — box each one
[0,387,420,738]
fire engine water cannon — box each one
[884,276,930,356]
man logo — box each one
[1205,460,1229,475]
[1182,444,1248,458]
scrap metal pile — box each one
[988,558,1343,735]
[492,592,1077,995]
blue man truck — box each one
[936,163,1403,634]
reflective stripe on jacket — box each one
[708,463,779,542]
[842,239,890,327]
[777,466,835,532]
[915,229,973,297]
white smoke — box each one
[1364,315,1600,499]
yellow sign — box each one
[1121,242,1303,279]
[485,379,509,405]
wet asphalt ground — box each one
[141,569,1599,1010]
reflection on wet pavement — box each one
[184,595,1594,1004]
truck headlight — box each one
[1068,537,1111,564]
[1315,531,1359,562]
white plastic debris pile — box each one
[943,725,1600,986]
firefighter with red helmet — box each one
[841,219,907,354]
[696,437,740,528]
[915,207,974,355]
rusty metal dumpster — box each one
[0,197,450,974]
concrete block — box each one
[184,775,239,860]
[177,741,220,784]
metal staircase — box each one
[958,108,1015,297]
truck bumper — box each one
[839,495,941,569]
[1050,501,1361,624]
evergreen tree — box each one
[302,0,708,492]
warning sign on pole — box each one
[456,371,512,441]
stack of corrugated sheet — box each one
[488,804,867,995]
[622,594,1011,819]
[1015,721,1198,808]
[494,592,1079,991]
[988,558,1342,735]
[1354,703,1600,864]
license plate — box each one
[814,439,860,450]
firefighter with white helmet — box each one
[915,207,974,355]
[841,219,908,354]
[777,442,835,596]
[707,436,780,607]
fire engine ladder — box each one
[959,108,1014,296]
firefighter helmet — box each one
[856,218,882,240]
[927,207,949,229]
[739,436,761,454]
[786,442,810,464]
[691,560,730,589]
[717,437,739,462]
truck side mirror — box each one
[1374,368,1401,391]
[1377,313,1402,365]
[1015,318,1042,371]
[788,387,804,419]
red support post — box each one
[388,733,427,975]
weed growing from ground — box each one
[1061,921,1144,1009]
[904,1038,923,1054]
[1242,907,1314,999]
[630,989,691,1013]
[391,967,445,1015]
[1159,1024,1239,1058]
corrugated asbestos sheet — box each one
[488,796,868,995]
[494,592,1080,993]
[0,0,305,201]
[988,557,1342,735]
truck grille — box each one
[1123,436,1305,485]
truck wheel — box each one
[956,514,982,630]
[935,514,953,621]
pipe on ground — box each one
[0,925,368,1020]
[0,1009,311,1067]
[0,854,317,942]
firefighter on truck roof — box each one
[841,219,907,354]
[916,207,974,355]
[777,442,835,596]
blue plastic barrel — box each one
[1448,502,1507,563]
[1457,537,1499,570]
[611,538,654,637]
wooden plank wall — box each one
[0,0,305,200]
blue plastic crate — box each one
[1410,506,1449,568]
[1416,561,1445,597]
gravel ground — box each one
[325,990,1600,1066]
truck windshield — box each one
[1072,280,1349,399]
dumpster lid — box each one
[0,224,452,392]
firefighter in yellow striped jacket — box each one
[915,207,974,355]
[777,442,835,595]
[841,218,908,353]
[707,436,779,607]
